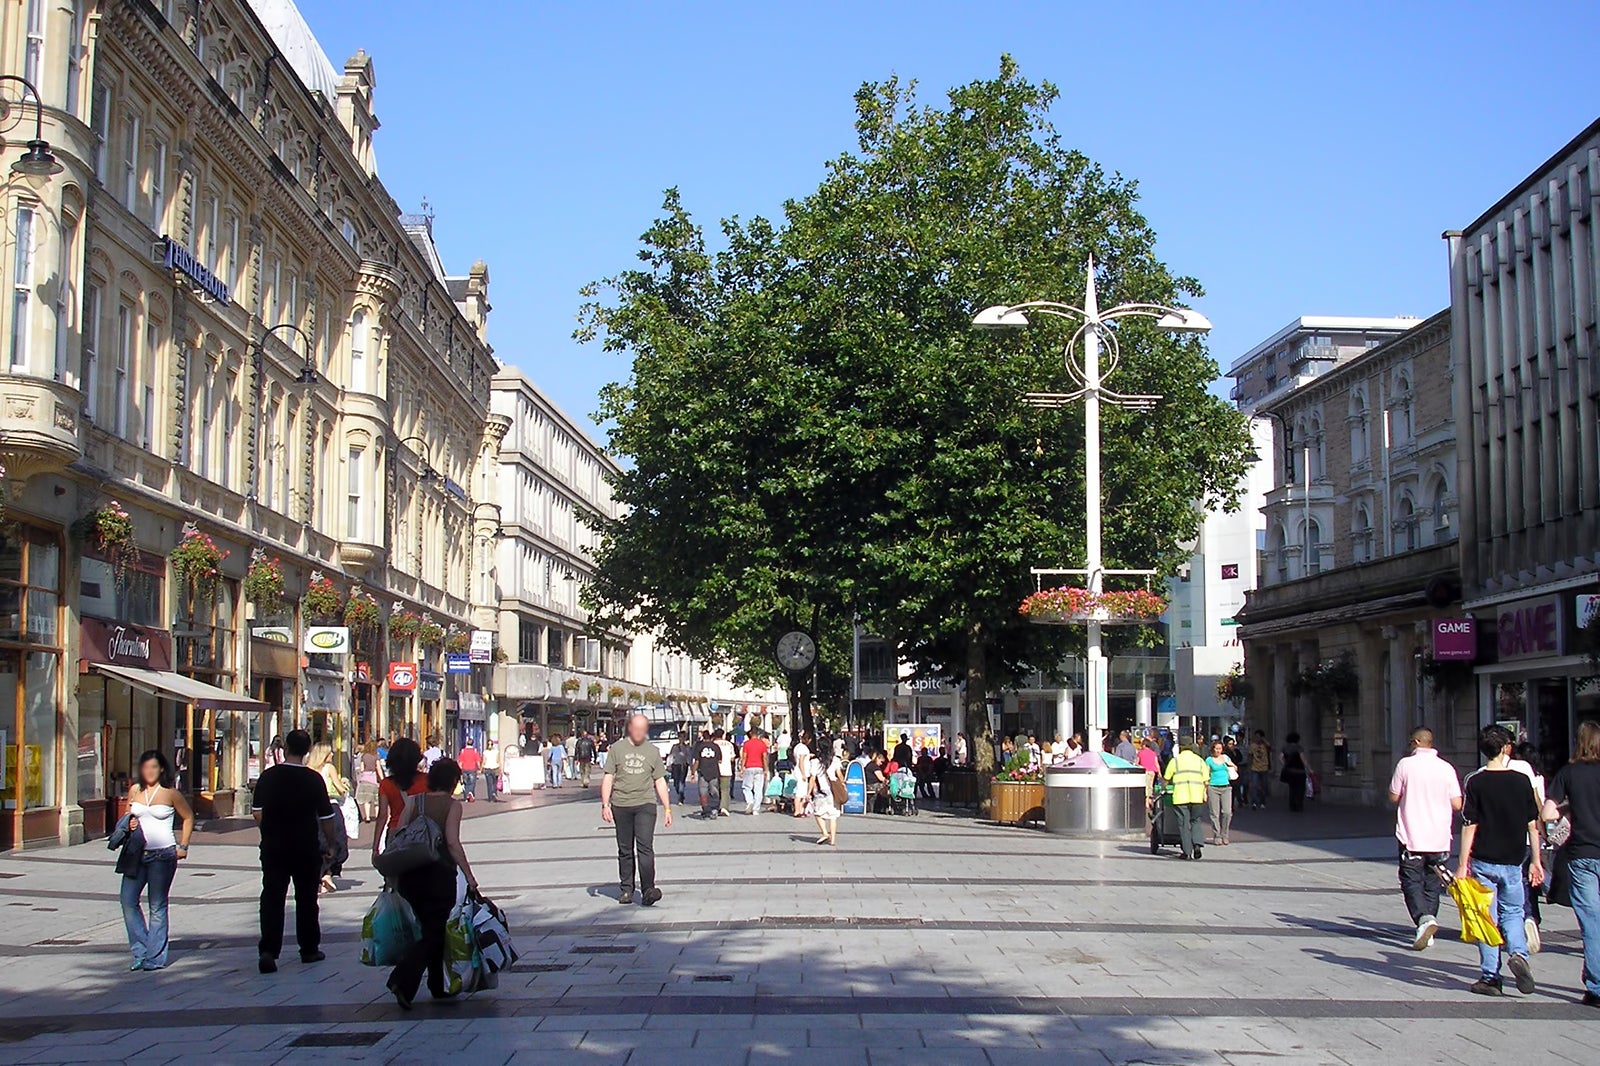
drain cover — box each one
[693,975,734,982]
[290,1033,387,1048]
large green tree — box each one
[578,58,1252,727]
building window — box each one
[115,304,133,438]
[66,1,85,115]
[1353,507,1373,564]
[1350,392,1369,463]
[91,87,110,181]
[349,310,367,392]
[9,205,36,372]
[122,115,140,213]
[1305,518,1323,575]
[518,618,539,663]
[82,285,100,419]
[546,627,565,667]
[202,196,218,265]
[1393,496,1418,553]
[23,0,44,87]
[0,527,65,811]
[149,140,167,232]
[1431,481,1452,540]
[54,215,78,383]
[573,636,601,673]
[143,323,159,449]
[347,446,364,539]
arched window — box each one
[1270,524,1288,582]
[349,310,367,392]
[1393,496,1418,553]
[1431,479,1452,540]
[1353,506,1373,563]
[1394,373,1414,440]
[1349,391,1369,463]
[1304,518,1323,575]
[1309,415,1325,479]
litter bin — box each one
[1043,759,1147,837]
[942,768,978,806]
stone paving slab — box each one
[2,795,1596,1063]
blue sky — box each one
[297,0,1597,437]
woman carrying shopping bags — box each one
[119,751,195,970]
[387,757,480,1009]
[307,743,352,893]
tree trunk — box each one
[966,622,994,815]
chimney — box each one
[337,50,380,178]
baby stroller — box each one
[888,769,919,816]
[765,769,798,814]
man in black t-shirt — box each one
[1544,718,1600,1008]
[694,732,722,820]
[1458,724,1543,997]
[251,729,342,974]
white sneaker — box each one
[1525,918,1541,955]
[1413,916,1438,951]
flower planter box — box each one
[1027,610,1160,626]
[990,780,1045,825]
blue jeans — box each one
[1569,856,1600,996]
[121,849,178,969]
[1470,860,1529,980]
[549,760,564,787]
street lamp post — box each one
[974,258,1211,753]
[0,75,65,178]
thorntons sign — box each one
[80,618,173,671]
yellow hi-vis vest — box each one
[1164,750,1209,805]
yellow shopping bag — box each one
[1446,874,1504,947]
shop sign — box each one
[80,618,173,671]
[159,235,230,306]
[470,629,494,664]
[445,652,472,674]
[1495,595,1562,661]
[353,661,372,683]
[388,662,418,693]
[1220,563,1240,580]
[417,671,443,701]
[1578,594,1600,630]
[252,626,294,643]
[304,678,344,711]
[1432,618,1477,662]
[454,693,487,721]
[303,626,351,654]
[903,677,948,693]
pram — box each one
[888,769,918,816]
[764,769,799,814]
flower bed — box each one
[990,780,1046,825]
[1020,586,1167,624]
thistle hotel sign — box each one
[159,236,230,306]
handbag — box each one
[340,796,360,840]
[1225,757,1239,783]
[829,767,848,807]
[467,890,519,973]
[373,794,444,879]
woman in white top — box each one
[810,751,843,846]
[121,750,194,971]
[790,733,813,818]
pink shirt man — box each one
[1389,744,1462,854]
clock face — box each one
[776,630,817,672]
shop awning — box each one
[90,662,268,711]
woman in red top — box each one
[373,737,426,863]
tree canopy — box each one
[577,57,1252,719]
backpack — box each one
[373,794,445,879]
[576,736,596,760]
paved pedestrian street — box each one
[1,793,1595,1065]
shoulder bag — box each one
[373,794,445,879]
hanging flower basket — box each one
[444,629,471,655]
[389,609,422,641]
[608,686,626,702]
[1020,586,1167,625]
[243,549,286,612]
[418,617,446,650]
[1216,664,1255,707]
[345,590,381,645]
[492,645,508,664]
[586,681,604,701]
[561,678,582,696]
[302,572,343,623]
[74,500,137,589]
[170,523,228,604]
[1290,654,1360,707]
[627,690,642,704]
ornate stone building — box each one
[1236,311,1476,803]
[0,1,500,847]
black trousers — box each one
[613,803,658,894]
[391,864,456,999]
[259,855,321,959]
[1398,845,1447,924]
[669,765,688,801]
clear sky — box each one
[296,0,1597,436]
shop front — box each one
[246,629,299,788]
[454,692,487,750]
[1474,589,1600,774]
[303,669,349,753]
[1,523,67,850]
[418,670,443,743]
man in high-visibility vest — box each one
[1164,736,1211,860]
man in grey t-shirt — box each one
[601,713,674,905]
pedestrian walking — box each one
[1113,730,1138,764]
[422,736,444,770]
[1542,719,1600,1007]
[373,737,427,863]
[119,751,195,971]
[792,732,814,818]
[694,731,722,819]
[1388,727,1463,951]
[714,729,735,817]
[1163,738,1209,860]
[306,743,351,894]
[741,729,769,815]
[575,730,597,788]
[1458,724,1543,997]
[810,747,842,845]
[482,741,502,802]
[252,729,343,974]
[1224,736,1248,808]
[1509,742,1547,952]
[1248,731,1271,809]
[386,757,481,1010]
[667,736,692,803]
[1280,732,1309,812]
[601,713,674,905]
[1204,740,1237,845]
[457,740,482,802]
[548,733,566,788]
[353,741,382,823]
[892,732,913,769]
